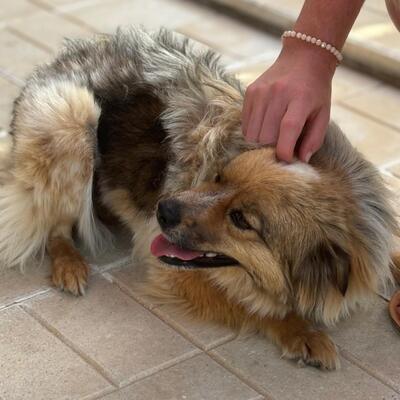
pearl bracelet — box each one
[282,30,343,63]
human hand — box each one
[242,40,337,163]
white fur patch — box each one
[281,162,320,180]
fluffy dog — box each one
[1,28,399,370]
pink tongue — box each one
[150,234,204,261]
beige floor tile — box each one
[365,0,388,14]
[226,55,277,87]
[383,172,400,201]
[0,29,51,81]
[154,303,237,350]
[211,332,399,400]
[108,263,160,309]
[255,0,303,19]
[65,0,210,34]
[100,354,261,400]
[42,0,101,7]
[339,83,400,131]
[331,104,400,166]
[177,9,281,59]
[0,78,20,131]
[0,306,111,399]
[388,163,400,178]
[350,8,400,61]
[0,0,38,22]
[330,295,400,391]
[79,228,132,272]
[9,9,94,52]
[24,275,199,385]
[332,67,380,101]
[0,130,12,159]
[0,261,50,309]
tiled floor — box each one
[0,1,400,399]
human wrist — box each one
[279,36,338,78]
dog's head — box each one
[151,147,390,324]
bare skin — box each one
[242,0,365,162]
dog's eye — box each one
[214,173,221,183]
[229,209,252,230]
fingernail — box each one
[305,152,312,163]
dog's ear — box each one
[292,241,351,308]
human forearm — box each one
[293,0,364,50]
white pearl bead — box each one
[281,31,342,63]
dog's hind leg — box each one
[0,81,105,294]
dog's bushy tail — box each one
[0,81,109,271]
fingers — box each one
[242,85,271,143]
[298,108,330,162]
[241,84,254,136]
[276,102,308,163]
[258,95,287,145]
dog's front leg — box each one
[256,312,339,370]
[47,224,89,296]
[146,269,339,369]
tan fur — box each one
[48,236,89,296]
[0,82,105,291]
[4,28,398,370]
[144,266,338,370]
[391,252,400,283]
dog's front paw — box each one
[280,329,339,370]
[51,255,89,296]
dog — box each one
[1,28,399,370]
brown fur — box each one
[3,28,398,371]
[48,236,89,296]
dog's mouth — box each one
[150,234,239,268]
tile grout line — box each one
[75,386,116,400]
[175,27,246,60]
[103,271,238,351]
[111,271,400,400]
[104,271,269,397]
[118,349,202,389]
[95,256,132,274]
[6,26,54,54]
[0,68,25,86]
[28,0,100,34]
[87,353,204,400]
[0,288,51,312]
[19,303,120,388]
[339,347,400,394]
[336,99,400,134]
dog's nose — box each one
[157,199,182,229]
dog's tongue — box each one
[150,234,203,260]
